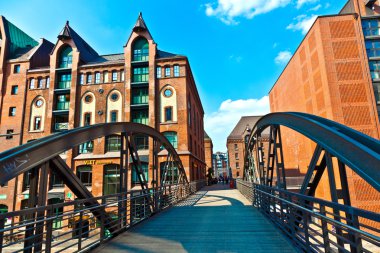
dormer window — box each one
[58,46,73,68]
[132,37,149,62]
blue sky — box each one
[0,0,347,151]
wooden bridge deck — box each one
[93,184,297,253]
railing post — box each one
[0,217,5,253]
[45,205,54,253]
[302,200,311,252]
[351,212,363,253]
[78,203,84,251]
[320,205,331,252]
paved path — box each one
[93,184,297,253]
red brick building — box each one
[204,131,213,172]
[0,14,206,216]
[269,0,380,211]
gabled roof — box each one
[157,50,185,59]
[204,131,211,140]
[56,21,99,63]
[228,116,265,140]
[133,12,148,32]
[80,53,124,67]
[0,16,38,59]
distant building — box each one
[269,0,380,210]
[204,131,213,174]
[212,152,228,177]
[226,116,269,179]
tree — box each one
[207,167,214,185]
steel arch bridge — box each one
[0,122,203,253]
[242,112,380,252]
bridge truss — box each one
[0,123,204,253]
[243,112,380,252]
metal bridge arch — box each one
[0,122,190,252]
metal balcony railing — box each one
[0,180,206,253]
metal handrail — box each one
[236,179,380,253]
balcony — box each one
[56,81,71,90]
[55,102,70,111]
[55,122,68,131]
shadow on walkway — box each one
[93,186,297,253]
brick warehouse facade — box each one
[0,13,207,216]
[269,0,380,212]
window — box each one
[84,94,93,103]
[163,88,173,97]
[163,132,178,149]
[110,111,118,122]
[6,129,13,139]
[362,19,380,37]
[106,135,121,152]
[235,153,239,160]
[46,77,50,88]
[165,107,173,122]
[79,74,84,85]
[84,113,91,126]
[132,37,149,61]
[132,87,148,104]
[11,85,18,95]
[366,40,380,58]
[373,83,380,104]
[234,144,238,150]
[79,141,94,154]
[112,70,118,82]
[86,73,92,84]
[9,107,16,116]
[50,170,64,188]
[29,78,35,89]
[134,134,149,150]
[103,164,120,197]
[22,171,31,190]
[174,65,180,77]
[77,166,92,186]
[121,70,125,81]
[188,100,191,126]
[103,71,109,83]
[237,171,240,177]
[369,61,380,79]
[132,67,149,82]
[131,109,149,125]
[157,67,162,78]
[110,92,119,101]
[95,72,100,84]
[236,162,239,168]
[132,163,148,185]
[57,73,71,89]
[165,67,171,77]
[36,98,45,108]
[34,117,42,130]
[37,78,43,88]
[58,46,73,68]
[14,65,20,73]
[160,162,178,184]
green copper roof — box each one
[2,16,38,59]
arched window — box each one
[103,164,120,197]
[76,165,92,186]
[132,37,149,61]
[106,135,121,152]
[163,131,178,149]
[58,46,73,68]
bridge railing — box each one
[0,180,205,253]
[236,179,380,253]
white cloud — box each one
[205,0,291,25]
[204,96,270,152]
[309,4,322,11]
[296,0,319,9]
[286,14,317,34]
[275,50,292,65]
[229,54,243,63]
